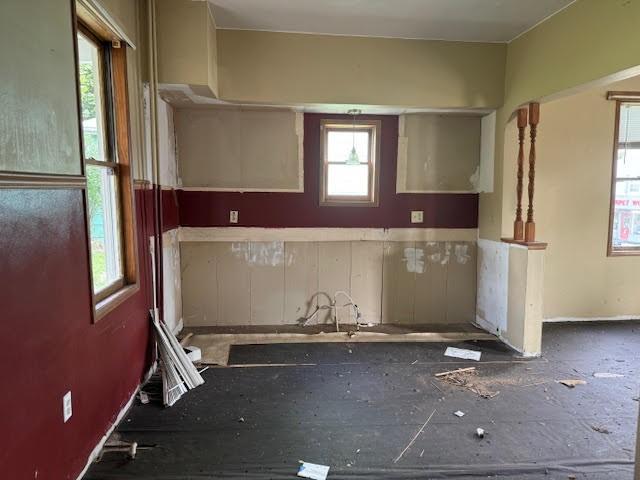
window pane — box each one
[77,33,107,161]
[612,179,640,248]
[87,165,122,291]
[616,148,640,178]
[327,164,369,196]
[618,104,640,143]
[327,130,369,164]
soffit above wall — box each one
[209,0,574,43]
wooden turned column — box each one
[513,108,528,241]
[525,102,540,243]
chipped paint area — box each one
[403,247,425,273]
[231,241,289,267]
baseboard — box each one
[75,361,157,480]
[544,315,640,323]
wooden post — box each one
[513,108,528,241]
[525,103,540,243]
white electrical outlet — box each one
[229,210,239,223]
[411,210,424,223]
[63,391,72,423]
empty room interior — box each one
[2,0,640,478]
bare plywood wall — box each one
[181,240,476,326]
[397,114,481,192]
[174,107,303,190]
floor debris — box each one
[591,425,611,434]
[556,379,587,388]
[476,428,485,439]
[592,372,624,378]
[393,409,437,463]
[453,410,465,418]
[297,461,329,480]
[444,346,482,361]
[138,391,149,405]
[435,368,499,399]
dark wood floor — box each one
[86,321,639,479]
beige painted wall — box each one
[502,76,640,319]
[181,240,476,327]
[479,0,640,242]
[397,114,481,192]
[217,29,505,108]
[0,0,81,175]
[156,0,218,98]
[175,107,303,190]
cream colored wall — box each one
[181,240,476,327]
[0,0,80,175]
[397,114,481,192]
[505,76,640,320]
[155,0,218,98]
[217,29,505,108]
[175,107,303,190]
[480,0,640,242]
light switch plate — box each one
[229,210,239,224]
[411,210,424,223]
[63,391,72,423]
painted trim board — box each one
[179,227,478,243]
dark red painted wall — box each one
[177,113,478,229]
[0,187,155,479]
[161,187,180,232]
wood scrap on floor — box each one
[556,379,587,388]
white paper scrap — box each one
[444,347,482,361]
[593,372,624,378]
[298,461,330,480]
[454,410,465,417]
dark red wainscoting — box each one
[0,188,154,479]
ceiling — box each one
[208,0,575,43]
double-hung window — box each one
[609,98,640,255]
[76,22,137,315]
[320,119,381,206]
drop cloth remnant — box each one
[444,347,482,361]
[298,461,329,480]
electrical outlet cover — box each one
[229,210,239,224]
[63,391,72,423]
[411,210,424,223]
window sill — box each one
[608,249,640,257]
[94,283,139,322]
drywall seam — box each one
[178,227,479,243]
[544,315,640,323]
[75,363,156,480]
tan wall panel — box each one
[381,242,416,324]
[181,242,219,326]
[249,241,285,325]
[156,0,209,88]
[217,29,506,108]
[446,242,477,324]
[414,242,448,323]
[218,243,251,324]
[175,108,301,190]
[181,240,477,327]
[317,242,352,325]
[284,242,319,323]
[399,114,481,192]
[0,0,81,175]
[350,241,384,324]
